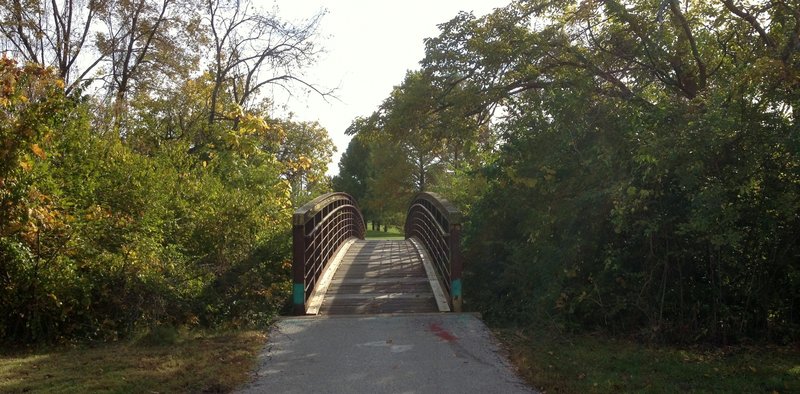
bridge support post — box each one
[292,223,306,315]
[449,223,463,313]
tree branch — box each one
[722,0,776,49]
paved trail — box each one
[238,313,535,394]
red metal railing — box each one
[404,192,463,312]
[292,192,365,314]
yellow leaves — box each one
[231,105,245,119]
[282,155,314,175]
[1,57,60,108]
[238,112,284,146]
[296,156,312,171]
[239,114,270,133]
[31,143,46,159]
[222,130,241,148]
[19,159,32,171]
[85,205,112,221]
[279,179,293,202]
[30,206,58,230]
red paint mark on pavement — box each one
[429,322,458,342]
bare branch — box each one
[722,0,776,49]
[206,0,325,125]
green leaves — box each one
[404,0,800,343]
[0,60,295,344]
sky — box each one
[261,0,511,175]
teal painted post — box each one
[449,223,463,312]
[292,223,306,315]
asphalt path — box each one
[237,313,535,394]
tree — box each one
[362,136,415,229]
[0,0,105,93]
[98,0,200,126]
[274,118,335,206]
[206,0,326,126]
[332,132,370,205]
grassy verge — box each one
[365,225,404,240]
[495,327,800,393]
[0,329,266,393]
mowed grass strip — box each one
[496,328,800,394]
[0,330,266,393]
[365,225,404,240]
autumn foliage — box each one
[0,58,313,343]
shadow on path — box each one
[238,313,535,394]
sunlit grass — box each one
[0,330,266,393]
[365,224,404,240]
[496,328,800,393]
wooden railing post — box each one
[449,223,463,312]
[292,223,306,315]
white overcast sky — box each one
[260,0,510,175]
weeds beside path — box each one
[0,330,265,393]
[496,328,800,393]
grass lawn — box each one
[495,327,800,393]
[0,329,266,393]
[365,224,404,240]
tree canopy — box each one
[343,0,800,344]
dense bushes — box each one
[464,89,800,343]
[0,60,295,343]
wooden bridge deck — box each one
[318,239,439,315]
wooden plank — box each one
[333,268,425,275]
[323,292,434,300]
[318,239,439,315]
[333,268,426,276]
[326,284,432,294]
[329,277,428,284]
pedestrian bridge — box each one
[291,192,462,315]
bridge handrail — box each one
[292,192,365,314]
[404,192,463,312]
